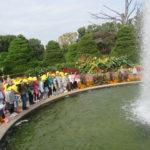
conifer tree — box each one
[77,34,100,57]
[44,41,64,66]
[112,26,139,63]
[4,37,32,73]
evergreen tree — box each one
[112,26,139,63]
[77,34,100,57]
[77,27,86,39]
[4,37,32,74]
[66,43,78,62]
[44,41,64,66]
[28,38,45,60]
[0,35,16,52]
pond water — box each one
[2,85,150,150]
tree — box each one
[0,35,16,52]
[112,26,139,63]
[4,37,32,74]
[77,27,86,39]
[77,34,100,57]
[58,32,78,46]
[28,38,45,60]
[92,31,116,55]
[66,43,79,62]
[91,0,137,26]
[44,41,64,66]
[0,52,8,75]
[90,22,118,55]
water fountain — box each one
[132,0,150,124]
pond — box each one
[1,85,150,150]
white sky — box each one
[0,0,143,45]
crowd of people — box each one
[0,71,80,123]
[0,66,141,123]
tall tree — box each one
[77,27,86,39]
[44,41,64,66]
[91,0,137,26]
[66,43,78,62]
[112,26,139,63]
[28,38,45,60]
[0,35,16,52]
[58,32,78,46]
[4,37,32,74]
[77,34,100,57]
[92,32,116,55]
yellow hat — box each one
[41,75,47,81]
[33,77,37,81]
[7,86,12,91]
[4,83,8,91]
[14,80,20,85]
[52,74,55,77]
[28,77,33,81]
[22,79,28,83]
[11,85,18,92]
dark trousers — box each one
[73,81,78,89]
[29,92,34,104]
[21,96,27,110]
[48,87,52,96]
[6,102,14,114]
[0,109,5,118]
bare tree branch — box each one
[91,13,122,22]
[127,2,137,20]
[103,5,121,16]
[128,0,134,6]
[91,0,137,26]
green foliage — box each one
[112,26,139,63]
[55,62,76,70]
[0,20,140,76]
[44,40,65,66]
[77,34,100,57]
[0,35,16,52]
[77,27,86,39]
[4,37,32,74]
[66,43,78,62]
[92,32,116,55]
[28,38,44,60]
[97,56,132,72]
[76,56,132,74]
[0,52,8,67]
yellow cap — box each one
[41,75,47,81]
[52,74,55,77]
[11,85,18,92]
[33,77,37,81]
[4,83,8,91]
[28,77,33,81]
[14,80,20,85]
[22,79,28,83]
[7,86,12,91]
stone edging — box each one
[0,81,141,141]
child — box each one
[0,89,5,122]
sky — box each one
[0,0,144,45]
